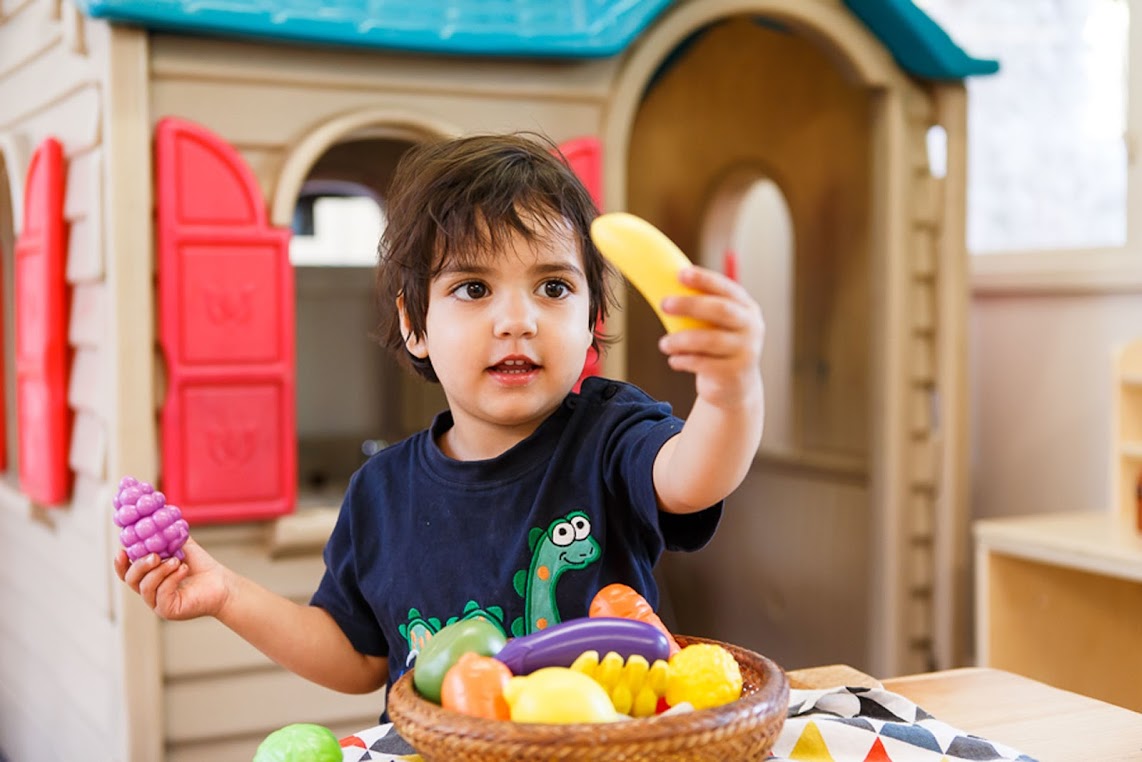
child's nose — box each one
[494,292,538,337]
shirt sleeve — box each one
[597,380,723,554]
[309,474,389,658]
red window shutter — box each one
[14,137,71,505]
[559,137,605,390]
[156,117,295,524]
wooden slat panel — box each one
[69,280,107,348]
[165,669,383,743]
[911,335,935,383]
[909,540,933,590]
[910,386,932,434]
[909,491,934,539]
[912,280,934,333]
[910,435,938,488]
[68,409,107,480]
[911,174,941,228]
[911,229,936,278]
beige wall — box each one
[971,291,1142,520]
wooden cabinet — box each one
[1113,339,1142,531]
[974,512,1142,713]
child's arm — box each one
[651,265,766,514]
[116,539,388,694]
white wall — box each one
[970,290,1142,520]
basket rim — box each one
[388,634,789,747]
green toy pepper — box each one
[413,618,507,704]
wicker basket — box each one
[387,635,789,761]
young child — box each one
[116,132,765,709]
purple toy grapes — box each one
[113,476,190,561]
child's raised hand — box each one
[657,266,765,408]
[115,537,229,621]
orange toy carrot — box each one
[589,583,681,657]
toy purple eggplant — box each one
[495,617,670,676]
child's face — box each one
[402,222,593,449]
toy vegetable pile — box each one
[412,584,743,724]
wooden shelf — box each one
[975,511,1142,584]
[975,512,1142,713]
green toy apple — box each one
[252,722,341,762]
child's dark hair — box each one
[376,132,615,382]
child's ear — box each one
[396,294,429,359]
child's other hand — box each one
[657,266,764,408]
[114,537,229,621]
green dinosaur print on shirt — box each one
[398,602,506,668]
[510,510,601,637]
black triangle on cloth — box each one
[944,734,1004,760]
[370,726,418,755]
[857,694,910,722]
[879,721,942,753]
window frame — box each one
[970,0,1142,295]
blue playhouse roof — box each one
[75,0,997,80]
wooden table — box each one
[789,665,1142,761]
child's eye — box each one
[452,281,488,300]
[541,280,571,299]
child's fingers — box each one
[659,329,748,359]
[677,265,752,301]
[113,550,130,581]
[137,557,182,608]
[154,564,191,615]
[122,553,162,590]
[661,293,757,331]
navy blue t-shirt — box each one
[310,376,722,697]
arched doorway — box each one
[288,132,448,503]
[617,14,877,672]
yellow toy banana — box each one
[589,212,706,334]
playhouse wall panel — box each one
[151,79,601,151]
[69,408,107,479]
[69,280,107,347]
[4,83,101,156]
[165,670,381,746]
[151,36,614,103]
[0,3,123,758]
[0,0,59,81]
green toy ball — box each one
[252,722,342,762]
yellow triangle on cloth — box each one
[788,720,837,762]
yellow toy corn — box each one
[570,650,670,717]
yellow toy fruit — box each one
[570,650,670,717]
[502,667,621,724]
[589,212,706,335]
[665,643,743,711]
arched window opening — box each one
[289,179,384,267]
[700,171,794,454]
[290,136,445,501]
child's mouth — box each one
[491,359,538,375]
